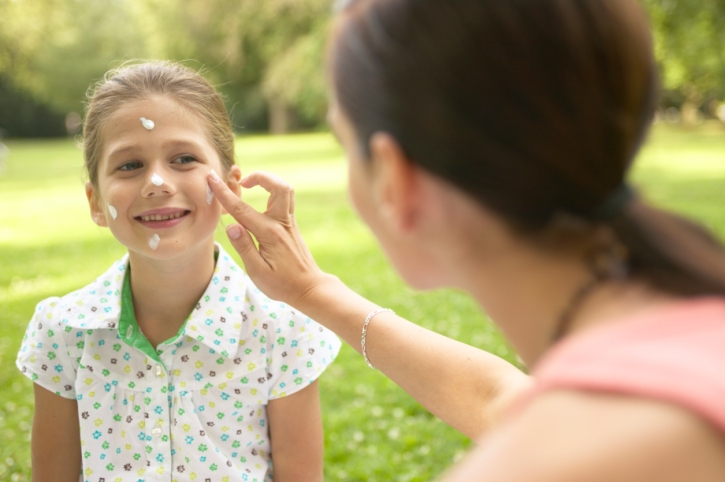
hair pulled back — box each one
[332,0,725,297]
[83,61,235,186]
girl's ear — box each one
[85,182,108,227]
[221,166,242,215]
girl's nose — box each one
[142,171,175,197]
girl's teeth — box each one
[140,212,184,221]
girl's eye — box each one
[118,161,142,171]
[173,155,197,165]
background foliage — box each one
[1,0,724,137]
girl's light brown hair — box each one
[83,61,235,186]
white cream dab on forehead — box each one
[140,117,155,130]
[151,173,164,186]
[108,205,118,220]
[206,182,214,205]
[148,233,161,250]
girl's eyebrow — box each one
[106,144,138,160]
[162,139,205,151]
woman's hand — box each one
[207,170,330,307]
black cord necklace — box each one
[550,274,605,343]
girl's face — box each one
[86,95,240,260]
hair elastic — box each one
[592,184,635,220]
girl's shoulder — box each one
[30,255,129,331]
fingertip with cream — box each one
[208,169,221,183]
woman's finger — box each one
[207,170,266,233]
[225,223,267,276]
[241,171,295,220]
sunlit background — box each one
[1,0,725,480]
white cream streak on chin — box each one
[108,205,118,220]
[148,234,161,250]
[206,182,214,205]
[151,173,164,186]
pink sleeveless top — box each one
[527,297,725,433]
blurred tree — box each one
[3,0,723,136]
[0,0,148,135]
[642,0,725,122]
[0,77,66,137]
[0,0,66,135]
[134,0,333,133]
[262,17,330,133]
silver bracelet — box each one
[361,308,394,369]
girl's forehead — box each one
[100,96,213,156]
[106,95,198,127]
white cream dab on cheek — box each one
[140,117,155,130]
[206,182,214,205]
[108,205,118,220]
[148,233,161,250]
[151,173,164,186]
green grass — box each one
[1,121,724,481]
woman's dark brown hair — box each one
[331,0,725,296]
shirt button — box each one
[155,364,163,377]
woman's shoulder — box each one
[529,296,725,434]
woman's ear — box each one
[85,182,108,227]
[369,132,420,233]
[221,166,243,215]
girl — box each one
[16,61,340,482]
[209,0,725,480]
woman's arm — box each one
[32,384,82,482]
[441,390,725,481]
[267,380,324,482]
[292,274,530,437]
[208,171,531,438]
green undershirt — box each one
[117,250,219,364]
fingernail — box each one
[209,169,221,183]
[227,224,243,240]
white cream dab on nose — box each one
[108,205,118,220]
[206,182,214,205]
[151,173,164,186]
[148,233,161,250]
[140,117,155,130]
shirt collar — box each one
[181,245,247,357]
[62,244,247,358]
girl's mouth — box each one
[135,209,190,228]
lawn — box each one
[1,121,724,481]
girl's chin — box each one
[123,236,217,261]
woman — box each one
[208,0,725,479]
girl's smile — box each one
[134,207,190,228]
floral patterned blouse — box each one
[17,245,341,482]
